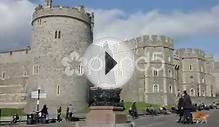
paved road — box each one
[2,109,219,127]
[134,109,219,127]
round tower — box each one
[25,0,94,113]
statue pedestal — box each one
[86,106,129,127]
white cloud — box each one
[0,0,218,52]
[93,6,219,40]
[0,0,35,50]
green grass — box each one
[77,102,162,114]
[124,102,161,113]
[0,108,26,117]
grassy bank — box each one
[0,102,164,116]
[0,108,26,117]
[124,102,161,113]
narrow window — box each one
[189,65,192,70]
[55,31,57,39]
[58,31,61,39]
[169,85,173,93]
[57,85,60,95]
[33,65,40,75]
[153,70,158,76]
[2,72,6,79]
[78,65,83,75]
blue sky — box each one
[0,0,219,60]
[32,0,219,13]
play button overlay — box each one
[83,38,135,89]
[105,51,117,75]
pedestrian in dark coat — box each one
[66,106,69,121]
[182,91,193,124]
[57,106,62,122]
[177,95,184,123]
[129,102,138,119]
[41,105,48,118]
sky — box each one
[0,0,219,60]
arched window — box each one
[153,84,159,93]
[190,88,195,96]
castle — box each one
[0,0,218,112]
[121,35,218,105]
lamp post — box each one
[37,87,41,112]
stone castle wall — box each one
[0,48,31,108]
[0,0,218,110]
[213,62,219,96]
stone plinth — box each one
[86,106,128,127]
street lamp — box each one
[37,87,41,112]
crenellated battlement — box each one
[205,54,214,61]
[125,35,174,50]
[175,48,207,59]
[32,4,94,25]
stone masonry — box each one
[0,0,218,110]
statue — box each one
[89,87,123,108]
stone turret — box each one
[44,0,52,8]
[25,0,94,113]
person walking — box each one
[182,90,193,124]
[66,106,69,121]
[129,102,138,119]
[177,94,184,123]
[68,104,74,121]
[57,106,62,122]
[41,105,48,118]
